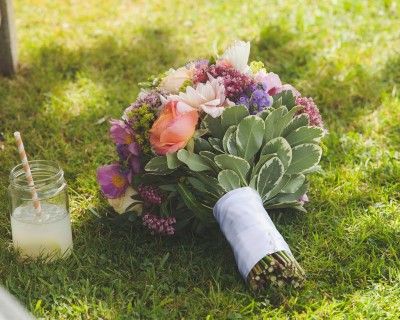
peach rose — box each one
[159,67,194,93]
[150,101,199,155]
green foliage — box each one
[185,105,325,209]
[177,149,212,172]
[257,157,285,202]
[218,170,241,192]
[235,115,265,161]
[220,104,249,130]
[1,0,399,318]
[271,90,297,110]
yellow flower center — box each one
[125,135,134,145]
[111,174,127,189]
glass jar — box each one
[8,160,73,261]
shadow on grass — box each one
[0,27,181,180]
[2,23,400,317]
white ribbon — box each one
[213,187,292,281]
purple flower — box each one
[250,87,272,109]
[237,93,250,108]
[253,70,300,97]
[116,144,141,173]
[298,193,309,204]
[142,213,176,235]
[129,155,141,174]
[188,59,209,69]
[97,163,132,198]
[238,83,272,114]
[110,119,140,156]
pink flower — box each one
[168,75,235,118]
[159,67,194,93]
[149,101,199,155]
[253,70,300,97]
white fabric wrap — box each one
[213,187,292,281]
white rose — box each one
[220,40,251,74]
[107,186,143,214]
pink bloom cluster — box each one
[142,214,176,235]
[295,97,326,132]
[138,184,166,205]
[194,64,256,100]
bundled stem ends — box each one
[248,250,306,290]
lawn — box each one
[1,0,399,318]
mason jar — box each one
[8,160,73,261]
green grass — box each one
[1,0,399,318]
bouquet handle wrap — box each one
[213,187,293,281]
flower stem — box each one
[247,250,306,290]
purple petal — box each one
[97,163,128,198]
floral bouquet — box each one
[97,41,326,289]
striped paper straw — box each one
[14,132,43,217]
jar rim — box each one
[9,160,64,189]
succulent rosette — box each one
[97,41,327,289]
